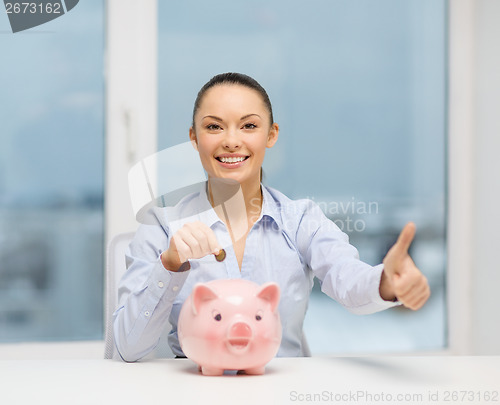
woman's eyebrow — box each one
[240,114,261,120]
[202,114,261,121]
[202,115,224,121]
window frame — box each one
[105,0,158,246]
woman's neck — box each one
[208,177,262,241]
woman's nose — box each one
[223,128,241,149]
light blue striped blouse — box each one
[113,183,399,362]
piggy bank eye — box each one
[255,310,263,321]
[212,310,222,321]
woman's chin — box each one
[208,176,242,186]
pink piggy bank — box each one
[177,279,282,376]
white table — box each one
[1,356,499,405]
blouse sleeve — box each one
[112,208,190,362]
[295,201,400,315]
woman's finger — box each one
[397,278,428,304]
[196,222,222,255]
[177,227,201,258]
[394,222,416,257]
[171,234,192,264]
[176,221,222,259]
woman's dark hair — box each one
[192,72,274,129]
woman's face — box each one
[189,84,278,188]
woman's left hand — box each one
[380,222,431,310]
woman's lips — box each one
[215,155,249,169]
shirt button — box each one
[172,286,179,292]
[158,281,164,288]
[144,311,150,317]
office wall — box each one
[449,0,500,355]
[471,0,500,355]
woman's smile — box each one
[215,153,250,168]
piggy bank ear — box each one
[256,282,280,313]
[192,283,218,315]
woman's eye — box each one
[243,123,257,129]
[207,124,221,130]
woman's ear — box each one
[266,123,279,148]
[189,127,198,151]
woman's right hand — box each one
[161,221,221,272]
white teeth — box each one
[219,156,246,163]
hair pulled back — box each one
[192,72,274,128]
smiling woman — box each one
[112,72,430,363]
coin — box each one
[215,249,226,262]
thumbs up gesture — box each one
[380,222,431,310]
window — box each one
[158,0,447,353]
[0,1,105,342]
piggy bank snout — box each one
[226,321,253,353]
[228,322,252,339]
